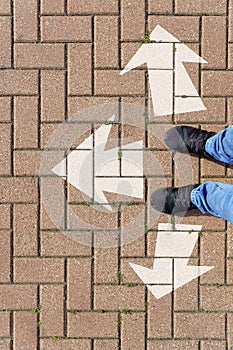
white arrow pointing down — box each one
[130,223,214,299]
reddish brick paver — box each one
[0,1,233,349]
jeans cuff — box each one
[190,187,198,206]
[204,136,213,154]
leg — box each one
[191,181,233,223]
[164,125,233,165]
[205,126,233,164]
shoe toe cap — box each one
[150,188,167,213]
[164,126,188,153]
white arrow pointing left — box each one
[130,223,214,299]
[52,115,144,211]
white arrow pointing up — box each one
[52,115,144,211]
[121,25,207,116]
[130,223,214,299]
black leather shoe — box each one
[164,126,216,157]
[150,184,199,215]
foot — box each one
[150,184,199,215]
[164,126,216,157]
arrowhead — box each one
[175,43,207,64]
[129,255,213,299]
[148,285,173,299]
[150,25,180,42]
[121,25,207,79]
[52,114,144,211]
[52,158,66,178]
[52,117,116,201]
[174,259,214,290]
[129,259,173,285]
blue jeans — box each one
[191,126,233,223]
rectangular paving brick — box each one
[41,70,65,121]
[0,124,11,176]
[40,285,64,337]
[0,70,38,95]
[68,96,119,116]
[148,0,173,14]
[68,43,92,95]
[148,340,199,350]
[0,339,10,350]
[14,0,38,42]
[202,16,226,69]
[41,0,65,14]
[0,205,11,229]
[0,0,11,14]
[200,231,225,284]
[94,16,119,68]
[0,284,37,310]
[14,150,41,176]
[121,235,145,257]
[0,17,11,68]
[227,98,233,129]
[14,44,65,68]
[227,259,233,284]
[67,312,118,338]
[0,97,11,122]
[94,340,118,350]
[94,247,118,284]
[121,0,145,41]
[200,340,226,350]
[0,231,11,282]
[41,339,91,350]
[180,208,226,231]
[0,177,38,203]
[175,0,227,14]
[174,152,199,186]
[40,230,91,257]
[121,42,141,68]
[121,258,153,284]
[149,15,200,42]
[229,43,233,69]
[174,312,225,338]
[14,258,64,283]
[228,313,233,348]
[227,223,233,257]
[14,96,38,149]
[94,285,145,310]
[41,16,92,42]
[200,285,233,311]
[0,311,10,337]
[40,184,65,231]
[68,0,118,14]
[122,312,145,349]
[202,71,233,96]
[148,123,170,150]
[13,204,38,256]
[201,157,225,177]
[145,150,172,176]
[229,0,233,42]
[175,97,226,123]
[174,278,199,311]
[95,70,145,95]
[148,293,172,338]
[68,205,118,231]
[14,311,37,350]
[67,258,92,310]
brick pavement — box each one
[0,0,233,349]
